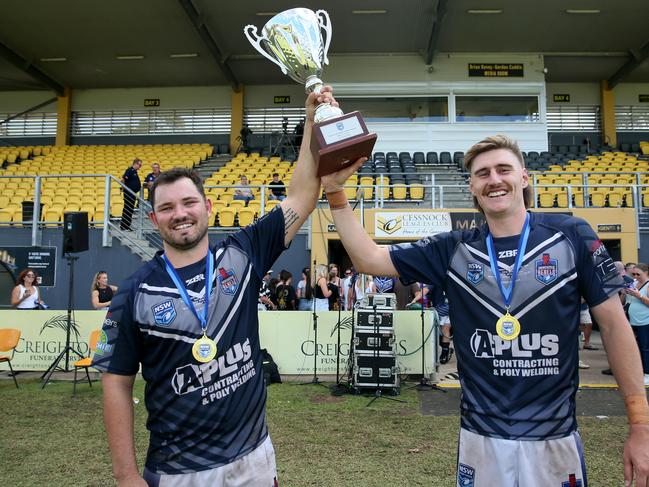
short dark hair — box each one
[150,167,205,209]
[273,172,279,177]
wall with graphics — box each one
[310,207,639,266]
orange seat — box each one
[0,328,21,388]
[72,329,102,396]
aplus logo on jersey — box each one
[470,329,559,358]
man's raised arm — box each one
[280,87,334,246]
[321,161,397,277]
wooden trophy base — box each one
[310,111,378,177]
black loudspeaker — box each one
[63,212,89,253]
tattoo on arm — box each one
[283,207,300,237]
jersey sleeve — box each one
[570,218,623,307]
[389,232,455,290]
[230,205,287,279]
[91,275,142,375]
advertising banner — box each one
[375,211,452,238]
[1,310,435,375]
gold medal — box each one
[496,312,521,341]
[192,334,217,363]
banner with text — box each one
[375,211,452,238]
[0,310,435,375]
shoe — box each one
[578,360,590,369]
[601,368,613,375]
[583,344,599,350]
[439,347,454,364]
[644,374,649,386]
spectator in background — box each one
[144,163,161,203]
[327,270,340,310]
[233,175,254,204]
[626,263,649,385]
[314,264,331,311]
[626,262,637,279]
[393,279,421,310]
[268,277,279,307]
[11,268,44,309]
[328,264,343,297]
[296,267,313,311]
[91,271,119,310]
[120,158,142,231]
[293,118,305,148]
[274,270,296,310]
[341,268,353,311]
[258,270,276,311]
[268,173,287,201]
[436,294,454,364]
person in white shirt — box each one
[11,268,44,309]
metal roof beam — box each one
[177,0,241,91]
[425,0,448,65]
[0,41,64,95]
[608,38,649,88]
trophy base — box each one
[311,111,377,177]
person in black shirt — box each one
[274,270,296,310]
[268,173,286,201]
[120,158,142,230]
[91,271,119,310]
[327,270,340,310]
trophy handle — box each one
[315,9,332,65]
[243,24,288,75]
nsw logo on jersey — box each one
[466,262,484,285]
[152,299,177,326]
[561,474,583,487]
[535,253,558,284]
[458,463,475,486]
[218,267,238,295]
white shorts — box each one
[143,435,278,487]
[579,309,592,324]
[457,428,587,487]
[440,315,450,326]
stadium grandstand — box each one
[1,2,649,484]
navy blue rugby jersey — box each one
[390,212,622,440]
[92,206,286,474]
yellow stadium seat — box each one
[393,184,407,200]
[237,208,256,227]
[590,191,606,207]
[228,200,246,211]
[556,192,569,208]
[608,191,623,207]
[538,191,554,208]
[217,208,235,227]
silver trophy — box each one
[244,8,341,123]
[244,8,376,176]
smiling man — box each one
[93,88,336,486]
[321,134,649,487]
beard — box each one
[159,218,209,251]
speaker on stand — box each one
[41,212,89,387]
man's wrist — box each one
[325,188,348,210]
[625,394,649,425]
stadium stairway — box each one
[194,152,232,181]
[419,165,473,208]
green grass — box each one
[0,379,628,486]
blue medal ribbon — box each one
[162,251,214,332]
[485,213,531,310]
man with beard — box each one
[92,88,338,486]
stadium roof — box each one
[0,0,648,93]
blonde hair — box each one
[91,271,107,294]
[464,134,533,213]
[314,264,328,285]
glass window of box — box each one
[455,96,539,123]
[339,96,448,123]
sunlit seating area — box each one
[0,143,212,226]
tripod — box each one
[407,305,446,393]
[41,253,84,388]
[272,129,297,159]
[366,304,405,406]
[300,263,327,388]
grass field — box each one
[0,378,629,486]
